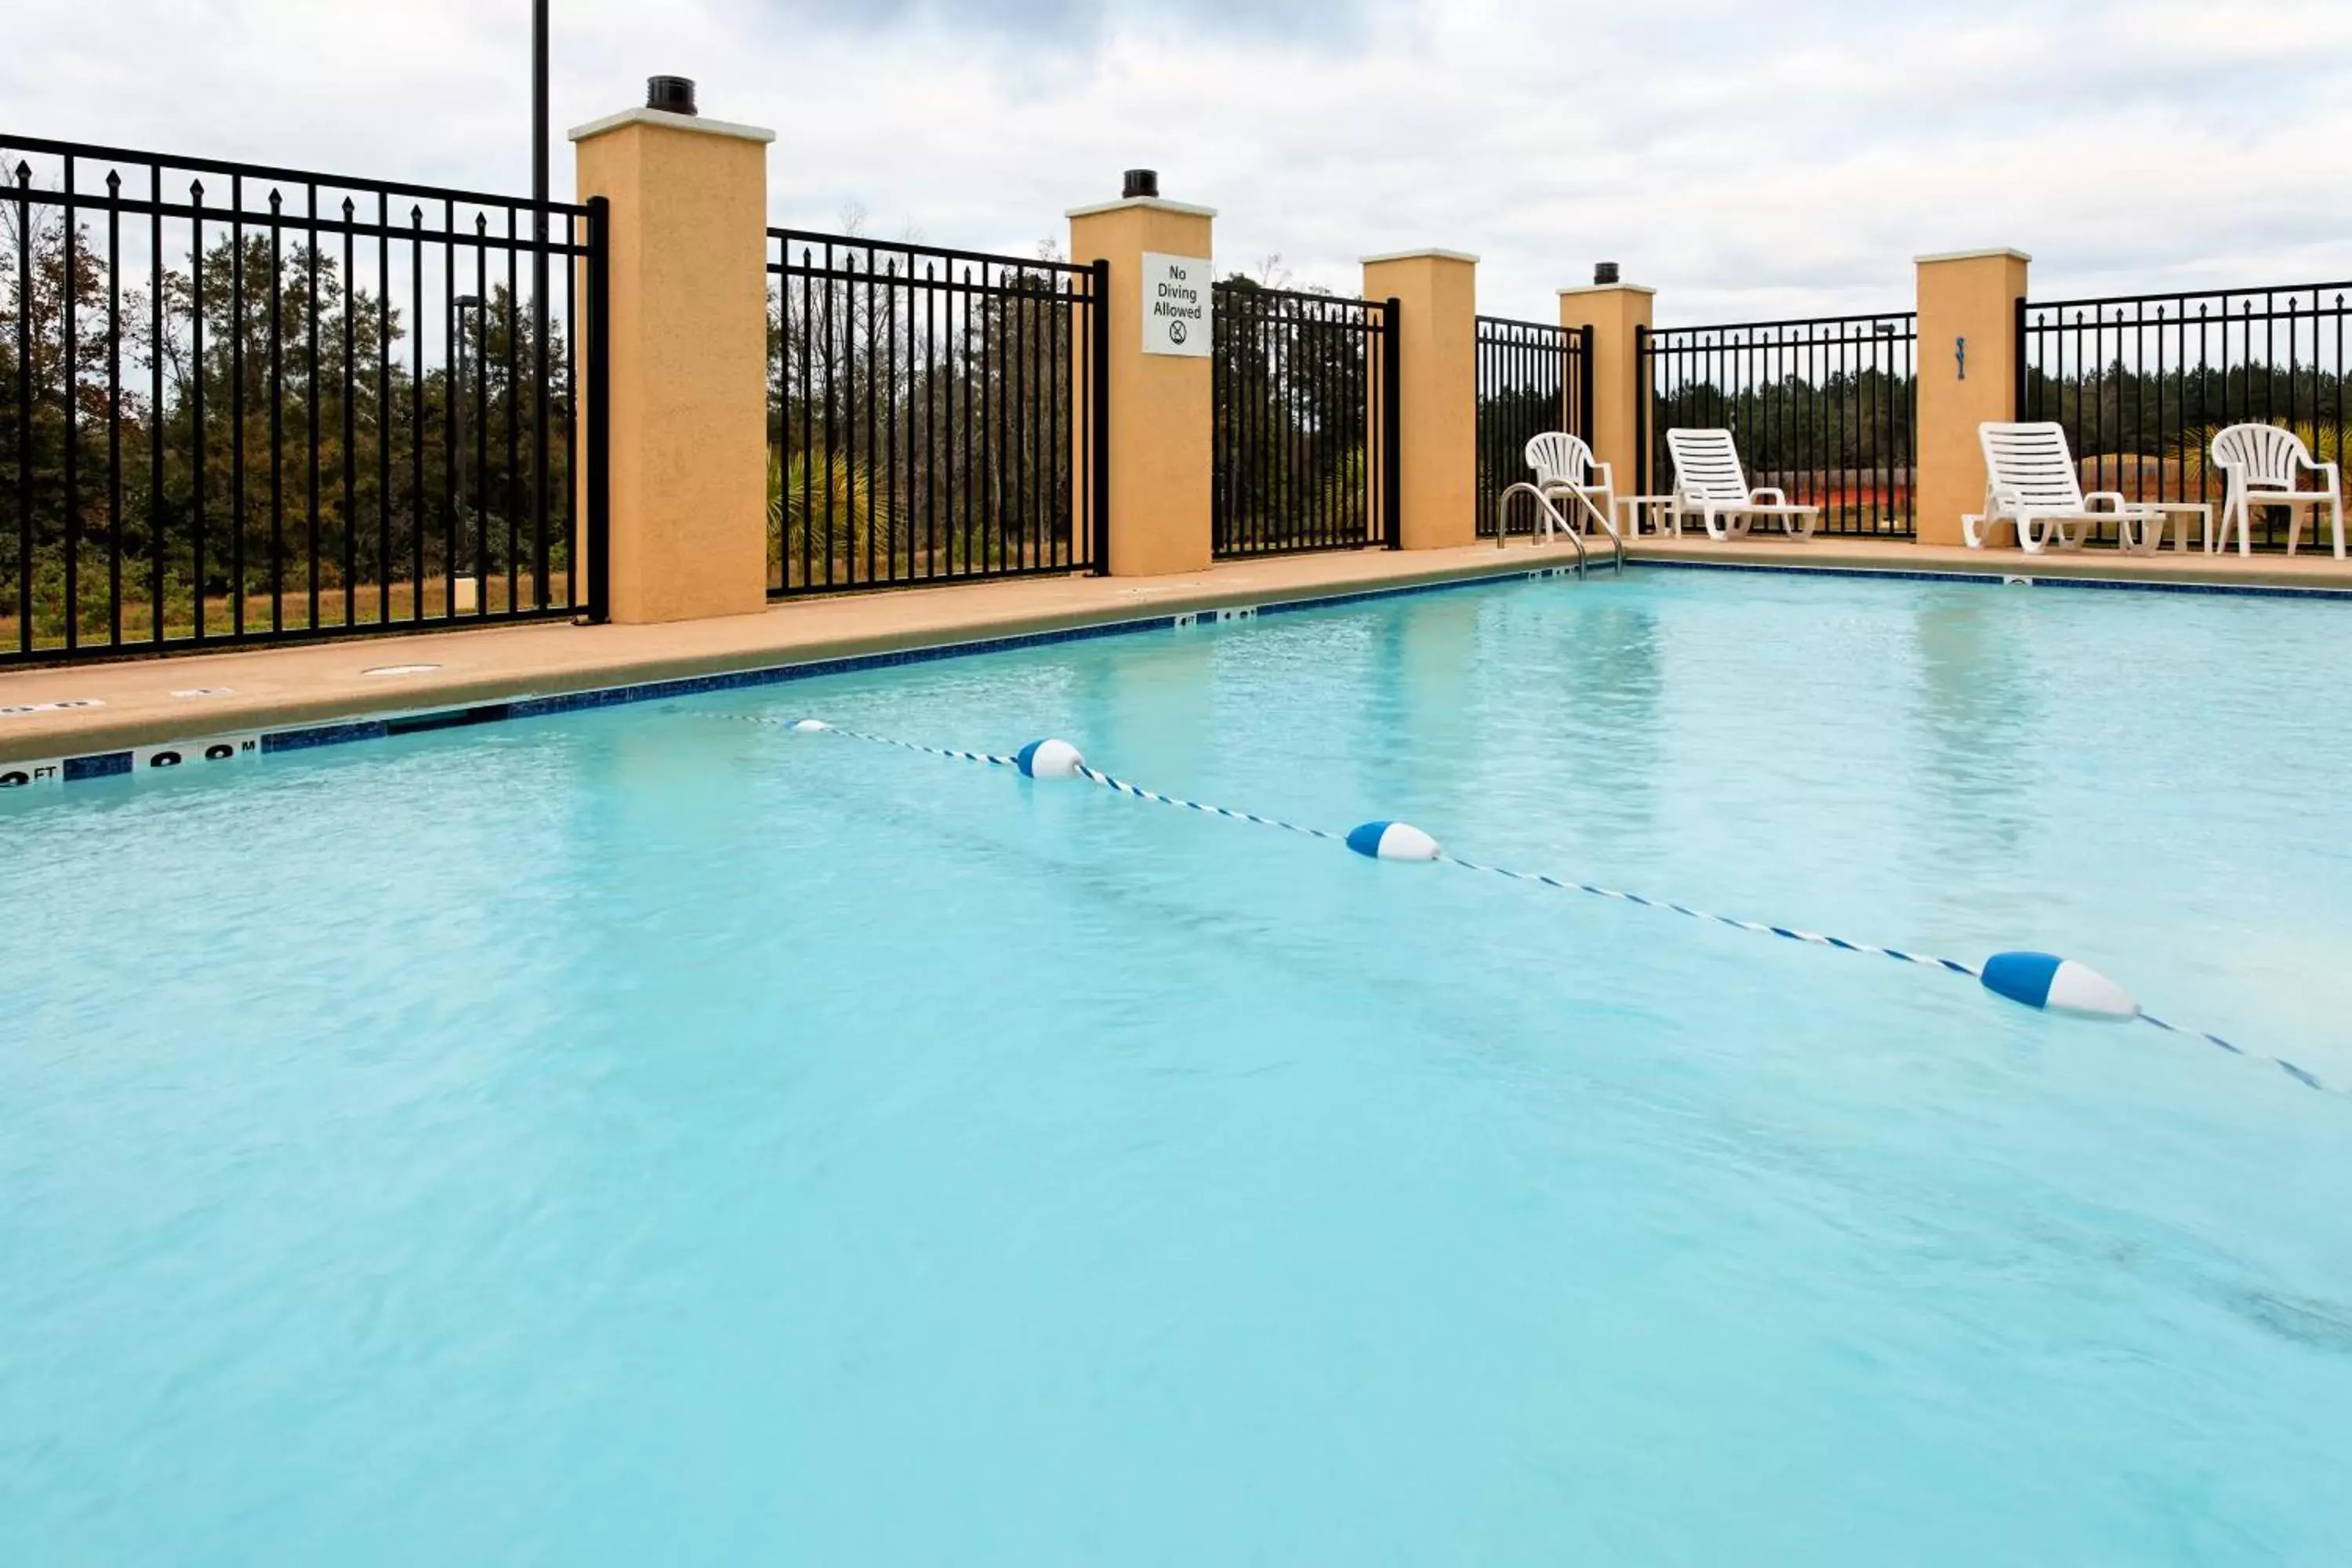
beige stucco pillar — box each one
[1068,195,1216,576]
[1558,282,1655,507]
[570,104,774,622]
[1363,250,1477,550]
[1915,249,2030,547]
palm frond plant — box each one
[768,444,900,583]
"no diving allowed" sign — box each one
[1142,252,1211,358]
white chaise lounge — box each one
[1663,428,1818,540]
[1523,431,1617,541]
[2210,422,2344,559]
[1963,421,2187,554]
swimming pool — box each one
[5,568,2348,1563]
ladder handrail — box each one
[1573,485,1628,574]
[1495,483,1624,576]
[1497,484,1586,576]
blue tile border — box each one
[1628,554,2352,600]
[1632,557,2012,587]
[1252,564,1570,617]
[260,720,387,754]
[220,569,1542,768]
[1991,570,2352,601]
[29,553,2350,790]
[63,750,132,781]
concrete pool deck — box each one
[4,535,2350,765]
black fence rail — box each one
[768,230,1105,595]
[1476,316,1591,536]
[0,134,600,666]
[1212,281,1398,557]
[1639,313,1915,537]
[2017,282,2350,550]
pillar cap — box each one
[568,106,776,145]
[1556,282,1656,297]
[1065,195,1218,220]
[1361,248,1479,266]
[1914,247,2031,265]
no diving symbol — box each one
[1169,319,1188,347]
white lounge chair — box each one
[1963,422,2174,554]
[1523,431,1615,541]
[2210,423,2343,559]
[1664,428,1818,541]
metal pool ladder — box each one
[1495,484,1626,578]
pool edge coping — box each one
[6,556,1581,787]
[8,550,2350,790]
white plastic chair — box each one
[1523,432,1615,541]
[1963,422,2165,554]
[1663,429,1817,541]
[2210,423,2343,559]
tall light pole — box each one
[531,0,550,612]
[532,1,548,220]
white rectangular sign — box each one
[1142,252,1212,358]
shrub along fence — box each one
[2017,281,2351,551]
[1211,278,1398,557]
[767,230,1107,595]
[1638,313,1916,537]
[1475,316,1592,537]
[0,134,601,666]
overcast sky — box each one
[9,0,2350,321]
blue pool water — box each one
[4,568,2350,1564]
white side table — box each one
[1616,495,1678,539]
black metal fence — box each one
[0,134,601,665]
[2017,283,2350,550]
[1639,314,1916,536]
[1476,316,1591,536]
[768,230,1106,595]
[1212,281,1398,557]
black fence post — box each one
[1577,325,1596,446]
[2012,294,2029,420]
[1090,256,1112,575]
[1381,295,1403,549]
[584,194,612,624]
[1632,324,1651,500]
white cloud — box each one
[5,0,2349,322]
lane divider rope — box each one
[720,713,2328,1096]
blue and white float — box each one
[1979,951,2140,1020]
[1016,738,1087,780]
[735,714,2299,1082]
[1346,820,1442,862]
